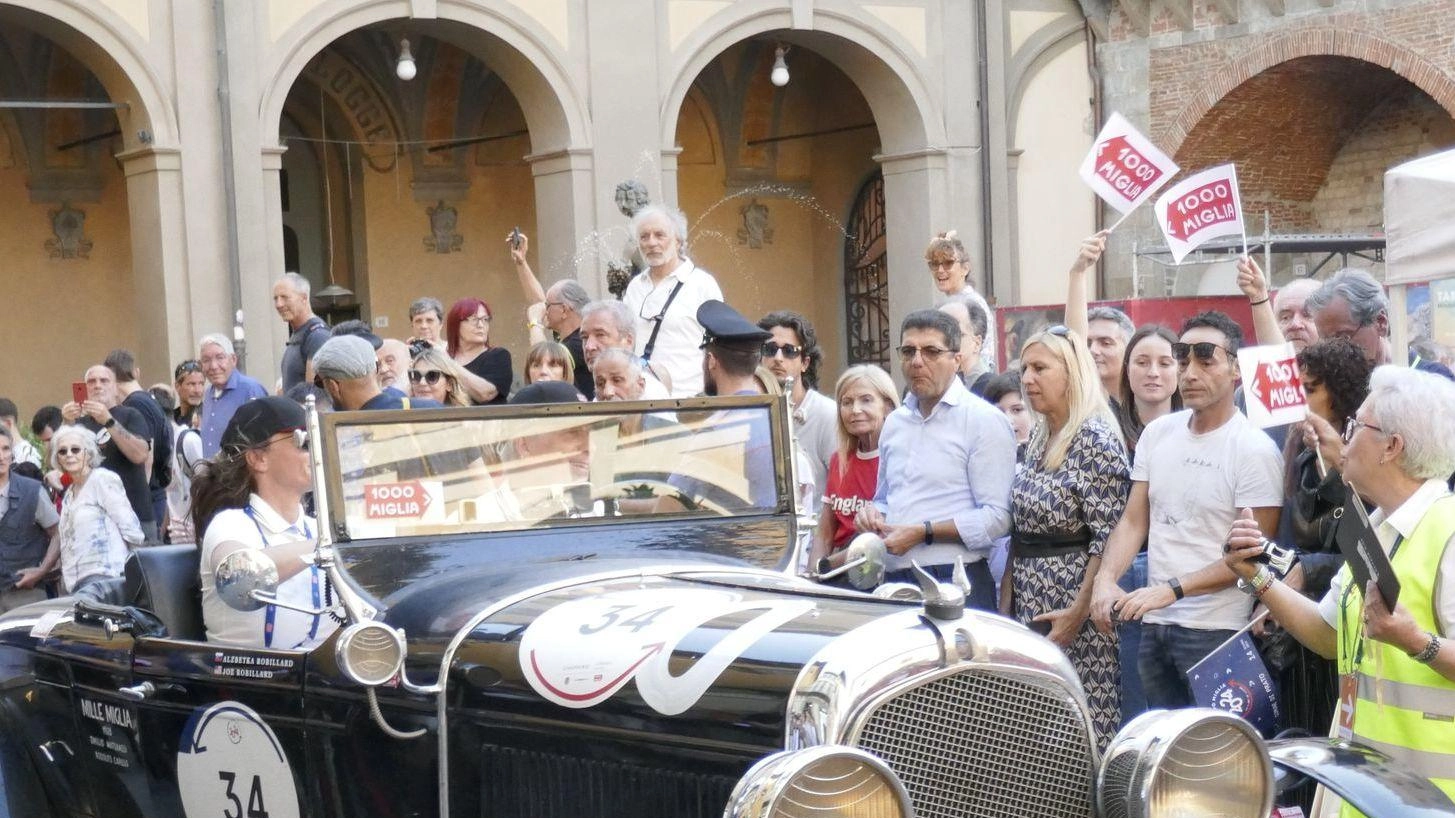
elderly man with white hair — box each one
[621,204,722,398]
[273,272,330,392]
[580,300,671,399]
[1224,366,1455,804]
[198,334,268,458]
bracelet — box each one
[1410,631,1442,664]
[1168,577,1185,600]
[1248,297,1269,306]
[527,322,539,329]
[923,521,934,546]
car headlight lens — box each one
[723,746,911,818]
[335,621,406,686]
[1099,708,1273,818]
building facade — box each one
[1089,0,1455,297]
[0,0,1097,411]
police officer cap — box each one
[698,300,771,351]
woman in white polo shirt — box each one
[191,397,337,649]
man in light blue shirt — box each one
[198,333,269,458]
[856,309,1015,610]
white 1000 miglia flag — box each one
[1154,163,1246,263]
[1078,112,1180,215]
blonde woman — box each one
[1005,326,1130,750]
[408,347,471,407]
[808,365,899,578]
[51,425,143,597]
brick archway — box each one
[1161,28,1455,155]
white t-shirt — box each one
[200,495,338,649]
[622,260,723,398]
[1318,479,1455,635]
[793,389,838,513]
[1133,409,1283,631]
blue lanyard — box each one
[243,506,319,649]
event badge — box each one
[1336,674,1357,740]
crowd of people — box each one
[2,204,1453,804]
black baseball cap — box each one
[221,397,307,453]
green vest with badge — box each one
[1336,494,1455,815]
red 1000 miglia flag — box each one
[1154,163,1246,264]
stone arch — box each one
[659,4,943,156]
[1164,28,1455,155]
[1006,16,1085,145]
[0,0,177,149]
[259,0,589,154]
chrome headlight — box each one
[724,746,911,818]
[335,621,406,686]
[1098,708,1273,818]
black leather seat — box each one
[122,545,204,641]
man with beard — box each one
[622,205,723,397]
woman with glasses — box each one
[809,366,899,581]
[408,347,471,407]
[1261,339,1372,746]
[924,230,996,368]
[192,397,337,649]
[50,425,143,599]
[1005,326,1131,750]
[524,341,574,386]
[446,298,512,405]
[1226,366,1455,806]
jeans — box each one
[1138,622,1238,709]
[883,559,997,612]
[1117,552,1148,724]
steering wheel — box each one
[591,478,735,517]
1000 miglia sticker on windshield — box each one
[519,588,813,715]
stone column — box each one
[117,145,196,374]
[877,147,951,367]
[526,148,598,292]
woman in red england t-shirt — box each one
[809,365,900,575]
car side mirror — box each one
[214,549,280,612]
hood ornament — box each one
[911,561,966,621]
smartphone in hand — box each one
[71,381,88,405]
[510,227,523,250]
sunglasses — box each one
[1171,341,1233,367]
[409,370,447,386]
[174,360,202,379]
[55,446,84,457]
[258,428,309,452]
[898,345,952,362]
[1047,325,1071,338]
[762,342,803,359]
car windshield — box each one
[319,395,789,541]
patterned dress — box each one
[1010,416,1131,749]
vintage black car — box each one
[0,395,1450,818]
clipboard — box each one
[1331,483,1400,608]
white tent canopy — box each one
[1384,148,1455,285]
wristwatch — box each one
[103,417,117,429]
[1237,564,1274,597]
[1167,576,1185,600]
[923,521,934,546]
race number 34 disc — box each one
[177,702,301,818]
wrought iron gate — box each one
[844,170,889,368]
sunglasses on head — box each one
[1171,341,1232,366]
[174,360,202,379]
[409,369,447,386]
[762,342,803,359]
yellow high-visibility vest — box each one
[1337,495,1455,817]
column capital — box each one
[873,147,949,174]
[524,147,595,177]
[116,145,182,176]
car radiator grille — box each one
[853,669,1095,818]
[478,743,740,818]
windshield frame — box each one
[315,394,795,543]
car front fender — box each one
[0,728,53,818]
[1268,738,1455,818]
